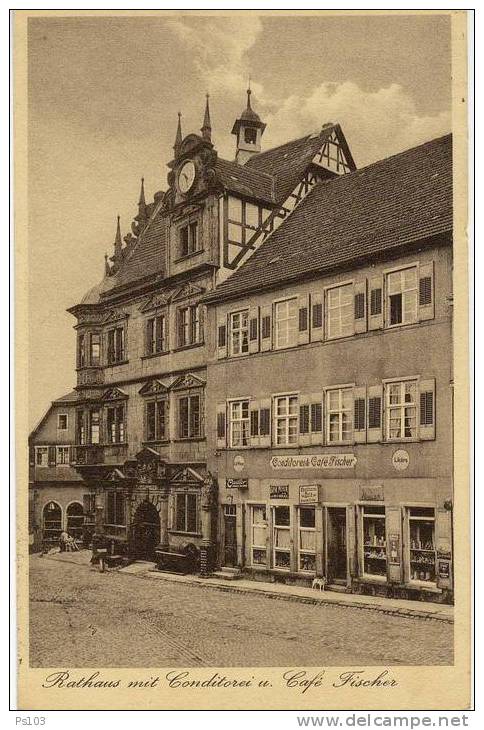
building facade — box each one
[204,134,453,602]
[29,92,453,601]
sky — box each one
[27,12,452,428]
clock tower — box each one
[231,88,266,165]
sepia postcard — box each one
[14,9,471,711]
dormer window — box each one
[180,221,199,258]
[244,127,257,145]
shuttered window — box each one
[299,404,310,434]
[420,391,434,426]
[310,403,322,433]
[216,411,226,439]
[368,397,382,428]
[354,292,365,320]
[261,315,271,339]
[249,318,258,341]
[312,302,323,329]
[419,276,432,306]
[218,324,226,348]
[250,409,259,437]
[259,408,271,436]
[354,398,366,431]
[370,288,382,316]
[298,307,308,332]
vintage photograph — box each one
[18,9,470,706]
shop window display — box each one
[273,505,291,569]
[251,505,267,566]
[408,507,436,583]
[299,507,316,572]
[363,505,387,578]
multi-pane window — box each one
[362,505,387,578]
[174,493,198,533]
[35,447,48,467]
[180,221,199,257]
[178,305,201,347]
[274,395,298,445]
[56,446,70,465]
[251,505,267,566]
[275,298,298,348]
[273,506,291,569]
[386,380,417,439]
[57,414,68,430]
[327,388,353,443]
[146,315,166,355]
[299,507,316,572]
[106,492,125,526]
[229,310,249,355]
[146,400,167,442]
[76,411,86,445]
[326,284,353,339]
[107,327,125,364]
[77,334,86,368]
[90,410,100,444]
[386,267,418,326]
[178,394,202,439]
[106,404,125,444]
[90,333,101,366]
[229,400,250,447]
[408,507,436,583]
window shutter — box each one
[299,395,310,446]
[367,384,383,442]
[69,445,75,464]
[217,312,227,359]
[250,401,260,447]
[168,494,174,530]
[48,446,56,467]
[198,304,205,343]
[368,275,383,330]
[260,304,272,352]
[419,378,436,440]
[353,279,367,334]
[216,403,226,449]
[310,291,323,342]
[29,446,35,466]
[435,507,453,590]
[353,385,367,444]
[298,294,310,345]
[259,398,271,447]
[309,392,323,445]
[419,261,434,321]
[249,305,260,354]
[386,506,403,583]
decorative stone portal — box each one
[129,499,161,561]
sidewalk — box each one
[41,550,454,623]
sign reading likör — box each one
[270,454,357,470]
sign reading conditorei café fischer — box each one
[270,454,357,470]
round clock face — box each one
[178,160,196,194]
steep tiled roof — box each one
[108,211,167,290]
[246,124,355,201]
[53,390,80,403]
[215,158,274,204]
[205,134,452,303]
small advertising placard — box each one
[226,478,249,489]
[299,484,320,504]
[359,485,384,502]
[270,484,289,499]
[388,533,400,565]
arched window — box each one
[42,502,62,545]
[66,502,84,540]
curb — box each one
[141,571,454,624]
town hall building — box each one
[29,90,454,601]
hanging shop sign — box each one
[299,485,320,504]
[270,484,289,499]
[270,454,357,470]
[233,454,245,473]
[226,478,249,489]
[391,449,410,471]
[359,485,384,502]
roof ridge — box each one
[246,130,325,163]
[217,157,274,182]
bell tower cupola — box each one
[231,87,266,165]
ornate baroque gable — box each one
[171,372,206,391]
[139,292,170,313]
[171,282,206,303]
[103,309,129,325]
[101,387,128,401]
[171,466,206,485]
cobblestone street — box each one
[29,555,453,667]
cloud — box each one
[167,16,265,98]
[262,81,451,166]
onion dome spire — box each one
[201,93,212,142]
[174,111,183,157]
